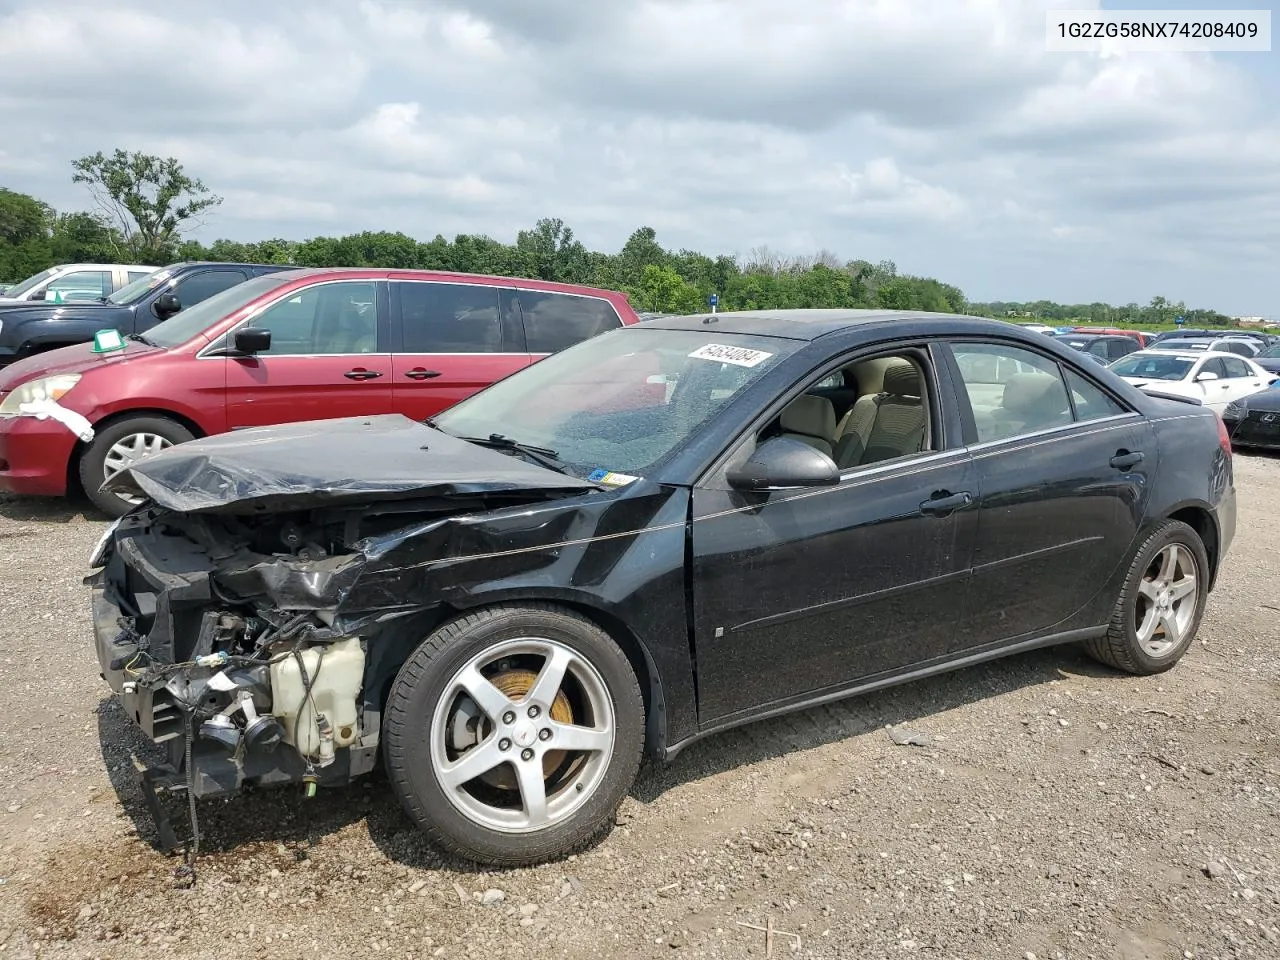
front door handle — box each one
[1109,450,1144,470]
[920,491,973,516]
[344,368,383,381]
[404,368,442,381]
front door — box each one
[390,280,532,421]
[946,340,1153,645]
[691,345,978,724]
[222,279,395,429]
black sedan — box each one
[87,309,1236,866]
[1223,387,1280,449]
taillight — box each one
[1215,411,1232,457]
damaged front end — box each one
[84,415,603,838]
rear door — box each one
[221,279,394,429]
[944,339,1153,646]
[1218,355,1267,405]
[389,280,531,421]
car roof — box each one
[641,308,1010,341]
[50,262,159,271]
[266,266,625,298]
[1133,348,1241,360]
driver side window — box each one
[751,351,935,472]
[250,282,380,355]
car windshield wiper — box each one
[127,333,155,346]
[459,433,569,474]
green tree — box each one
[632,264,702,314]
[515,217,590,283]
[71,149,222,262]
[49,212,121,263]
[0,188,53,280]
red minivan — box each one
[0,269,638,515]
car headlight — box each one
[88,517,122,568]
[0,374,81,415]
[1224,399,1245,418]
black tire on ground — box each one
[383,603,645,867]
[78,415,194,518]
[1083,519,1210,675]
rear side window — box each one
[396,282,502,353]
[173,269,247,308]
[1221,356,1252,378]
[953,343,1073,442]
[518,290,622,354]
[1065,370,1126,421]
[1107,339,1137,361]
[126,270,152,283]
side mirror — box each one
[154,292,181,316]
[1195,371,1219,382]
[29,289,46,301]
[727,436,841,491]
[233,327,272,354]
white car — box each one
[1015,322,1057,334]
[0,263,158,304]
[1109,349,1276,412]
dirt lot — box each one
[1,456,1278,960]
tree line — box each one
[0,148,1242,325]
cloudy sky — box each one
[0,0,1276,314]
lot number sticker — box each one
[688,343,773,367]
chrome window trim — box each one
[966,413,1141,459]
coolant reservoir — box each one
[269,638,364,759]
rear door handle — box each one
[920,491,973,516]
[344,368,383,381]
[1109,450,1144,469]
[404,368,442,381]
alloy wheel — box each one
[1134,543,1199,658]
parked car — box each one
[1222,388,1280,449]
[1152,337,1262,358]
[0,263,159,304]
[0,268,639,515]
[1055,333,1142,366]
[0,262,295,368]
[1108,349,1275,411]
[1070,327,1152,347]
[86,308,1235,866]
[1244,341,1280,375]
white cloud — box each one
[0,0,1274,314]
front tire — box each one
[383,604,645,866]
[78,415,194,517]
[1083,519,1209,675]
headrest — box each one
[781,395,836,439]
[1001,373,1064,415]
[882,361,920,398]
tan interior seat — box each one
[833,360,926,467]
[778,395,837,456]
[993,373,1071,436]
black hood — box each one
[100,414,598,514]
[1236,388,1280,412]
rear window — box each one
[518,290,622,354]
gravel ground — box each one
[1,455,1278,960]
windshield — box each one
[144,274,295,348]
[1058,338,1090,349]
[2,268,56,299]
[1110,354,1194,381]
[108,268,175,304]
[435,327,800,477]
[1260,344,1280,359]
[1156,340,1208,352]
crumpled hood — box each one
[101,413,598,514]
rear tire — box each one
[78,415,194,517]
[383,603,644,866]
[1083,519,1209,675]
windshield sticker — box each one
[688,343,773,367]
[587,468,639,487]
